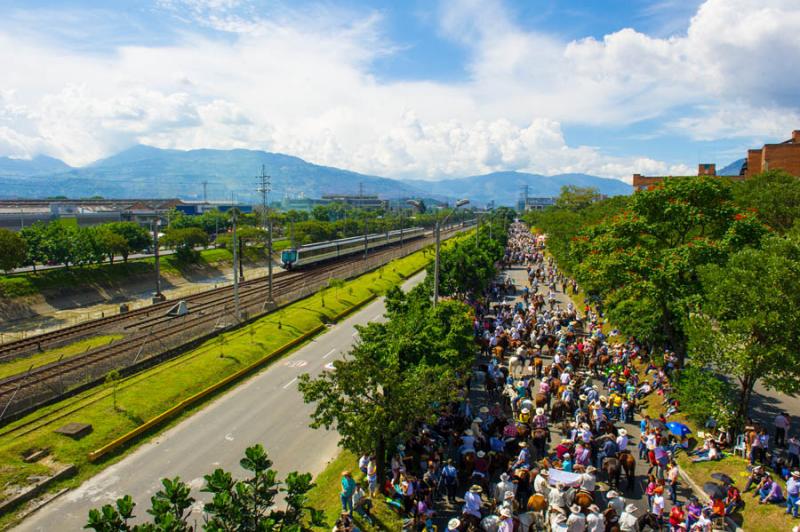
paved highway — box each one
[15,271,425,531]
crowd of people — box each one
[332,222,788,531]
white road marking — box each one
[352,331,359,337]
[323,349,336,359]
[282,377,298,389]
[370,313,382,321]
[224,433,234,441]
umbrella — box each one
[711,473,735,485]
[703,482,726,500]
[666,421,692,437]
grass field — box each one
[305,450,404,531]
[0,335,122,380]
[0,237,452,527]
[639,390,793,531]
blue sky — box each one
[0,0,798,181]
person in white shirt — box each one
[494,472,516,503]
[605,491,625,518]
[534,469,551,496]
[566,504,587,532]
[618,503,639,531]
[579,466,597,492]
[586,504,605,532]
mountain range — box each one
[0,145,636,205]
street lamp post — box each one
[407,198,469,307]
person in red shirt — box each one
[669,500,685,531]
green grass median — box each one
[0,237,458,528]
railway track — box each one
[0,240,390,361]
[0,229,458,420]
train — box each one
[280,227,426,269]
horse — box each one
[602,457,622,489]
[532,429,548,459]
[532,357,543,378]
[636,512,661,532]
[508,356,525,379]
[534,393,547,408]
[550,400,569,422]
[574,490,594,512]
[603,507,621,532]
[618,451,637,490]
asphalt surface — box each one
[14,271,426,531]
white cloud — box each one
[0,0,798,180]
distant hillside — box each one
[0,146,631,205]
[0,145,427,201]
[0,155,71,177]
[718,158,745,176]
[405,171,631,206]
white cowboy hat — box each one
[480,406,490,413]
[500,507,513,518]
[504,490,515,499]
[586,466,598,474]
[607,490,620,499]
[535,407,545,415]
[477,451,486,458]
[618,429,627,437]
[570,504,582,514]
[792,471,800,478]
[581,423,591,431]
[519,441,528,447]
[625,504,638,513]
[589,504,600,512]
[521,408,530,414]
[599,395,608,402]
[464,429,474,436]
[579,394,588,401]
[469,485,483,493]
[397,444,406,451]
[473,417,483,423]
[500,472,510,481]
[447,518,461,530]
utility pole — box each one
[256,165,274,307]
[363,214,368,260]
[232,211,240,320]
[152,218,164,302]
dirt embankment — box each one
[0,257,276,337]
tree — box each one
[569,176,767,362]
[105,369,121,411]
[85,445,324,532]
[732,169,800,234]
[162,227,209,262]
[20,222,47,272]
[0,228,27,273]
[105,222,152,262]
[555,185,602,211]
[42,220,78,268]
[687,236,800,426]
[299,287,472,486]
[97,229,129,265]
